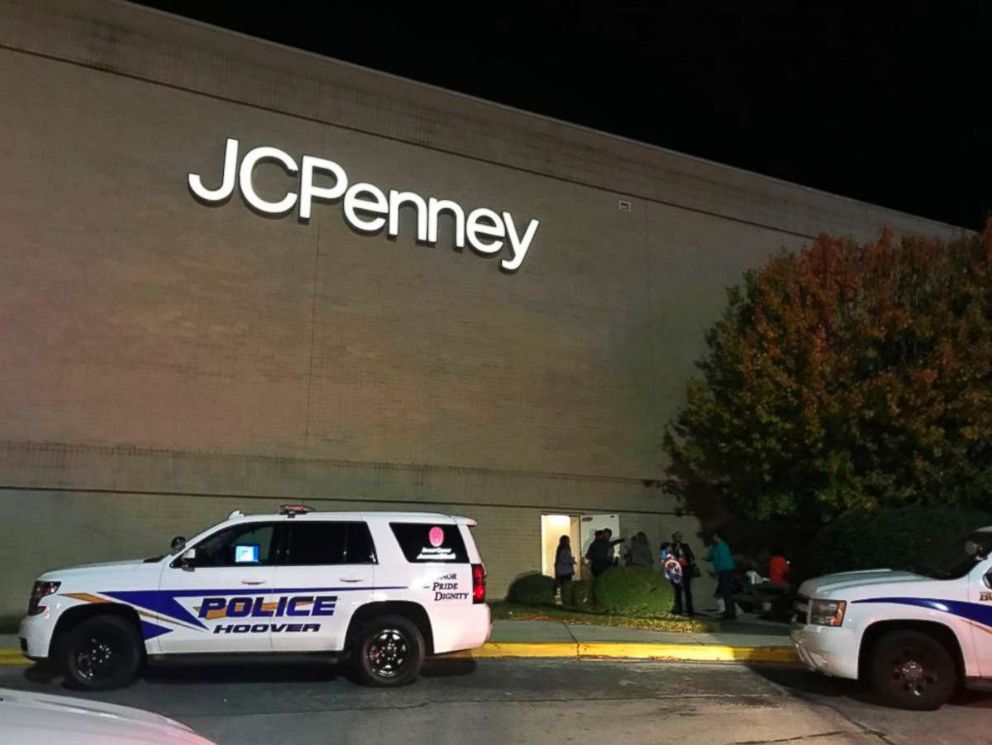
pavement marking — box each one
[454,642,798,664]
[465,642,580,658]
[578,642,797,663]
[0,650,28,666]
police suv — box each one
[792,526,992,710]
[19,507,491,690]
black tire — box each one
[353,614,425,687]
[867,630,957,710]
[58,615,143,691]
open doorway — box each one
[540,514,581,578]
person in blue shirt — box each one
[704,529,737,620]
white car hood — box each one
[0,687,214,744]
[799,569,927,599]
[40,559,151,580]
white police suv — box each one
[19,507,490,690]
[792,526,992,710]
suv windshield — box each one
[917,530,992,580]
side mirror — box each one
[170,535,186,551]
[180,547,197,569]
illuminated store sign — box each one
[188,138,540,272]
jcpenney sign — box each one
[188,138,540,272]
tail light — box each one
[471,563,486,604]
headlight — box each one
[28,581,61,615]
[809,598,846,627]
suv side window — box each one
[390,522,468,563]
[282,522,377,566]
[191,523,276,567]
[346,522,378,565]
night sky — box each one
[137,0,991,230]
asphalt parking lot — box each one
[3,658,991,744]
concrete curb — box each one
[455,642,798,664]
[0,649,28,666]
[0,642,799,667]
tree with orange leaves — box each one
[663,229,992,523]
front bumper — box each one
[19,610,56,660]
[791,624,860,680]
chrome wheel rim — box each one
[367,629,409,678]
[75,635,118,682]
[889,647,938,697]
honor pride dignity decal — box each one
[188,138,541,272]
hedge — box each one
[507,572,555,605]
[563,579,596,612]
[507,567,680,618]
[805,505,991,578]
[592,566,673,617]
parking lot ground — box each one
[1,617,796,667]
[3,658,991,744]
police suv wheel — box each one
[354,615,424,687]
[867,630,957,711]
[59,615,143,691]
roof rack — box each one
[279,504,313,518]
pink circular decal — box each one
[428,526,444,547]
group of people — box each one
[551,528,746,620]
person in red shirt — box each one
[768,548,790,586]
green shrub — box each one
[592,566,673,617]
[564,580,597,612]
[805,505,992,578]
[507,572,555,605]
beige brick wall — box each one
[0,443,681,613]
[0,1,965,615]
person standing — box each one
[604,528,626,567]
[670,531,696,617]
[585,530,622,577]
[705,529,737,620]
[554,535,575,598]
[768,547,790,586]
[585,531,610,577]
[628,532,653,569]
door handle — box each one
[340,578,364,583]
[241,579,266,585]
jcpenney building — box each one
[0,0,963,613]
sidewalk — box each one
[0,616,798,665]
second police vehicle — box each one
[19,507,491,689]
[793,526,992,709]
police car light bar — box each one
[279,504,313,517]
